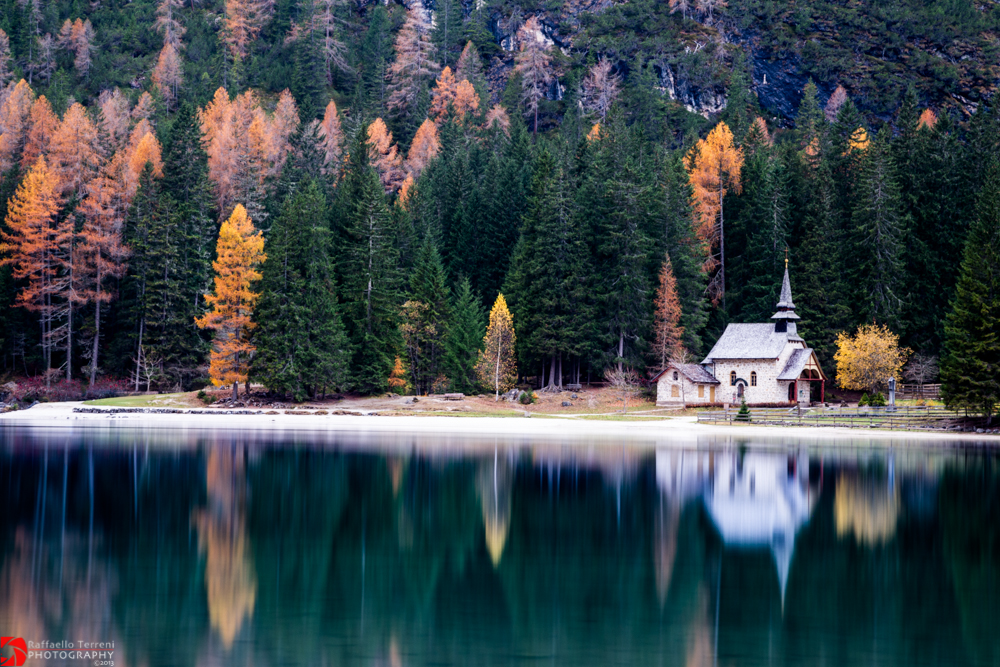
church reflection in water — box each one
[0,431,990,667]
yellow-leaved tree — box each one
[476,294,517,400]
[834,324,911,395]
[196,204,266,400]
[686,121,743,304]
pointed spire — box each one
[776,264,795,310]
[772,254,800,330]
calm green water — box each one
[1,425,999,667]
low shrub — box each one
[518,391,535,405]
[859,393,870,406]
[870,392,887,407]
[735,398,751,422]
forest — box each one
[0,0,998,412]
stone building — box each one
[655,263,826,407]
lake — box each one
[1,423,998,666]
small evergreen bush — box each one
[735,398,751,422]
[859,393,870,406]
[870,392,886,407]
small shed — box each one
[653,363,721,407]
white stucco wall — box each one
[656,371,716,406]
[706,359,808,405]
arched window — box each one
[730,371,737,386]
[751,371,757,387]
[673,371,679,381]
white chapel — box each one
[655,262,827,407]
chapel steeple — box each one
[771,254,800,334]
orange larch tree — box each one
[152,42,184,108]
[48,101,102,197]
[651,254,685,373]
[196,204,266,400]
[484,104,511,136]
[685,120,743,304]
[429,66,458,121]
[97,88,132,151]
[406,118,440,179]
[58,19,95,77]
[317,99,344,177]
[0,79,34,172]
[223,0,271,59]
[453,79,479,121]
[0,157,65,378]
[78,123,164,385]
[366,117,403,192]
[386,5,440,117]
[21,95,58,168]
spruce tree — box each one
[404,236,452,393]
[253,179,350,400]
[446,276,484,393]
[851,128,904,326]
[505,146,592,387]
[941,163,1000,422]
[337,128,401,394]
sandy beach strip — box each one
[1,401,999,451]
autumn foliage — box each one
[476,294,517,399]
[686,121,743,301]
[834,323,911,394]
[196,205,267,399]
[651,255,684,373]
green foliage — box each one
[859,393,870,407]
[736,398,750,421]
[445,276,485,394]
[252,179,351,401]
[941,163,1000,420]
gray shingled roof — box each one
[701,324,790,362]
[777,348,811,380]
[652,363,720,384]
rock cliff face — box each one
[425,0,999,126]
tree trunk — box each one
[718,180,726,312]
[89,298,100,387]
[66,300,72,381]
[494,341,501,400]
[617,332,624,373]
[233,381,238,401]
[558,354,563,389]
[135,318,144,392]
[549,355,556,390]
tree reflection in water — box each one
[0,431,997,667]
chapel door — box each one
[710,386,716,402]
[737,384,744,399]
[788,383,795,401]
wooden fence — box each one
[696,405,965,431]
[898,384,941,399]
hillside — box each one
[0,0,998,414]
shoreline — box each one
[2,401,1000,449]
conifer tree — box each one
[505,147,590,388]
[387,5,440,120]
[338,129,400,394]
[446,276,484,393]
[941,163,1000,422]
[0,157,63,375]
[196,204,266,400]
[252,179,350,400]
[476,293,516,399]
[513,17,553,136]
[851,128,904,326]
[650,254,684,373]
[402,236,451,393]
